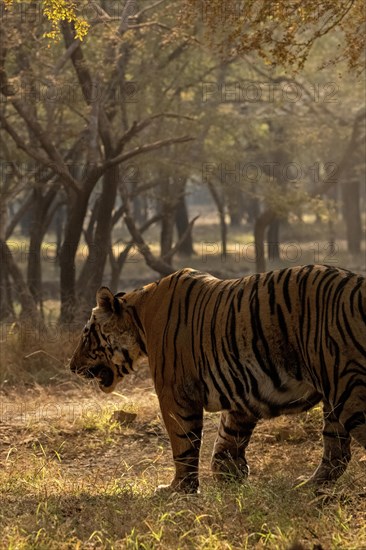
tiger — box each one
[69,264,366,493]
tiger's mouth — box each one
[86,364,115,392]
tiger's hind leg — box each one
[211,410,257,480]
[308,401,351,485]
[339,390,366,452]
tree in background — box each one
[1,1,194,322]
[0,0,365,323]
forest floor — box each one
[1,222,366,549]
[0,366,366,550]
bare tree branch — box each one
[162,215,199,261]
[62,22,114,153]
[104,135,194,170]
[0,112,53,166]
[118,0,138,34]
[10,100,80,192]
[53,39,81,75]
[61,23,93,106]
[123,213,174,276]
[133,0,167,20]
[115,113,195,155]
[127,21,171,31]
[87,77,100,163]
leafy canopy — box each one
[3,0,89,40]
[3,0,365,72]
[181,0,365,72]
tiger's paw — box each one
[293,474,336,497]
[155,478,199,495]
[211,452,249,481]
[154,484,177,496]
[295,462,347,492]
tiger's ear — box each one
[96,287,121,314]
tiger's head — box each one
[69,287,144,393]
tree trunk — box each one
[76,197,100,291]
[175,185,194,257]
[207,180,227,258]
[59,190,91,325]
[342,178,361,255]
[109,242,133,293]
[53,206,65,261]
[27,228,43,315]
[159,178,174,265]
[77,165,119,312]
[267,219,280,261]
[27,194,43,305]
[0,201,15,320]
[254,209,275,273]
[0,247,15,321]
[27,185,59,317]
[228,187,244,228]
[245,193,260,224]
[133,195,146,225]
[0,239,42,323]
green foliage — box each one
[43,0,89,40]
[3,0,89,40]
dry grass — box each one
[1,373,366,550]
[0,322,80,388]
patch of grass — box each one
[0,322,80,388]
[1,387,365,549]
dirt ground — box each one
[0,368,326,486]
[1,366,366,549]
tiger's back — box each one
[139,265,365,419]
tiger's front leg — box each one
[211,410,257,480]
[158,392,203,493]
